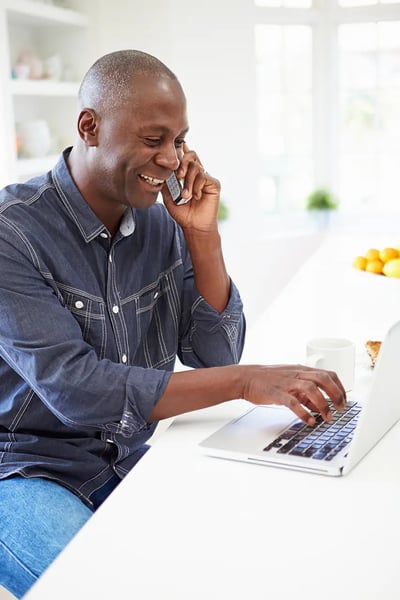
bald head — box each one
[78,49,179,113]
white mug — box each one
[306,337,355,391]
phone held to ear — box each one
[165,172,190,205]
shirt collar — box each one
[51,148,136,243]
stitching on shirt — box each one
[52,169,104,242]
[0,215,41,270]
[165,271,180,333]
[0,183,54,215]
[191,295,205,313]
[142,343,177,369]
[17,470,94,508]
[222,322,239,364]
[121,258,183,305]
[8,389,35,432]
[109,246,128,362]
[77,464,112,495]
[52,281,104,302]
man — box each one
[0,50,346,598]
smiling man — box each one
[0,50,346,598]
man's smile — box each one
[138,173,165,187]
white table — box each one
[24,233,400,600]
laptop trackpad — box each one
[200,406,298,454]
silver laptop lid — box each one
[343,319,400,474]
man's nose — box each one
[155,145,181,171]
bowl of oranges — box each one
[352,247,400,278]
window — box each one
[339,20,400,211]
[255,24,313,212]
[255,0,400,215]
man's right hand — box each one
[240,364,347,426]
[149,363,347,426]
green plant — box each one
[305,188,338,211]
[218,199,229,221]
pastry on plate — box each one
[365,340,382,368]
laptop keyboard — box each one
[263,400,361,461]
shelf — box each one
[15,154,58,177]
[5,0,88,28]
[10,79,79,96]
[0,0,89,187]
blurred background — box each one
[1,0,400,239]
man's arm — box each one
[162,145,230,314]
[149,363,347,427]
[182,227,230,314]
[157,150,346,423]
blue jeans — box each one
[0,475,120,599]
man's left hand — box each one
[161,144,221,232]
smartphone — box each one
[165,172,190,205]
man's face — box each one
[91,75,189,210]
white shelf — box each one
[5,0,88,28]
[10,79,79,96]
[0,0,89,187]
[15,155,58,177]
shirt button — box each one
[153,291,159,299]
[100,232,108,239]
[112,305,119,314]
[75,300,84,309]
[121,354,127,364]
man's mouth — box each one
[139,174,165,187]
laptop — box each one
[199,320,400,476]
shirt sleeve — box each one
[176,229,246,368]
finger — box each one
[275,391,316,426]
[177,144,198,175]
[181,161,207,200]
[178,144,206,179]
[192,168,208,201]
[297,369,347,411]
[289,379,333,422]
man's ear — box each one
[77,108,98,146]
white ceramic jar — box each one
[18,120,52,158]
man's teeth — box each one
[139,174,164,186]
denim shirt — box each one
[0,149,245,507]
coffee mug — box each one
[306,337,355,391]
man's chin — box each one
[128,191,160,210]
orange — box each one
[383,258,400,278]
[365,259,384,274]
[352,255,367,270]
[365,248,380,261]
[379,247,399,263]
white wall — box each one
[78,0,259,231]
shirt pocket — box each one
[134,274,178,368]
[62,290,107,359]
[135,280,166,339]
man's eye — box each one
[175,139,186,148]
[144,138,161,146]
